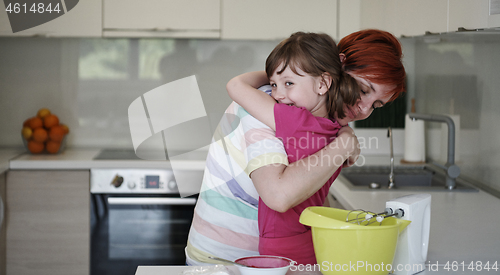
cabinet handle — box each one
[107,197,196,205]
[457,27,485,32]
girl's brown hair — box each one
[338,29,406,102]
[265,32,359,119]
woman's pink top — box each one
[258,103,342,265]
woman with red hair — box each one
[336,29,406,125]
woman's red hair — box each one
[338,29,406,102]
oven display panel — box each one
[145,175,160,189]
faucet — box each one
[408,113,461,190]
[387,127,395,189]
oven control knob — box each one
[127,181,136,189]
[111,175,124,188]
[167,180,177,190]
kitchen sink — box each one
[340,164,479,192]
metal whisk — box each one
[346,208,405,226]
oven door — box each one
[91,194,196,275]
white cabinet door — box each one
[5,170,89,275]
[103,0,220,38]
[359,0,448,37]
[449,0,489,31]
[0,0,101,37]
[221,0,338,40]
[489,0,500,27]
[449,0,500,31]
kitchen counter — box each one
[8,148,207,170]
[6,151,397,172]
[330,175,500,274]
[0,148,24,173]
[136,263,495,275]
[135,265,322,275]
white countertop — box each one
[135,265,322,275]
[3,148,405,172]
[5,150,398,172]
[8,148,206,170]
[136,263,495,275]
[0,148,24,173]
[330,176,500,274]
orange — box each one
[49,125,66,142]
[37,108,51,118]
[27,140,44,154]
[23,118,32,127]
[46,140,61,154]
[60,124,70,134]
[43,114,59,129]
[28,117,43,129]
[32,128,48,142]
[22,127,33,140]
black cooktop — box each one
[93,149,142,160]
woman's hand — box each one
[337,125,360,167]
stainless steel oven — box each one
[90,165,198,275]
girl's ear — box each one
[319,72,333,93]
[339,53,346,63]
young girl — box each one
[226,32,360,264]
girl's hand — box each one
[337,126,360,167]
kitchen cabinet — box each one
[221,0,338,40]
[0,0,101,37]
[358,0,448,37]
[5,170,89,275]
[103,0,220,38]
[449,0,500,31]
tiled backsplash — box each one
[1,34,499,192]
[0,37,279,149]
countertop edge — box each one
[7,149,207,171]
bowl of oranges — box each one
[21,108,70,154]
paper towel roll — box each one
[404,114,426,162]
[440,114,460,163]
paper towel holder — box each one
[401,98,426,165]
